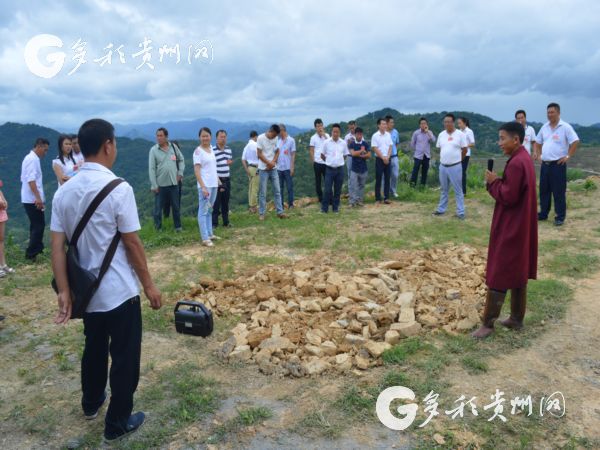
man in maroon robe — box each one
[472,122,538,339]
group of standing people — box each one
[13,104,580,266]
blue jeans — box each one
[197,187,217,241]
[278,169,294,207]
[436,163,465,216]
[539,161,567,221]
[259,169,284,216]
[383,156,399,194]
[345,156,352,179]
[375,158,391,201]
[322,166,344,212]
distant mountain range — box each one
[2,108,600,240]
[106,118,309,142]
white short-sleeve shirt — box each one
[20,150,45,203]
[241,139,259,166]
[256,133,278,170]
[193,146,218,188]
[371,131,393,158]
[436,130,468,165]
[463,127,475,157]
[50,162,141,313]
[73,151,85,166]
[52,157,77,185]
[309,132,330,164]
[321,137,348,168]
[535,120,579,161]
[522,125,536,155]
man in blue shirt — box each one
[383,115,401,197]
[348,127,371,207]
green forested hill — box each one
[2,109,599,240]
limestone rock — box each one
[303,358,331,375]
[384,330,401,345]
[229,345,252,361]
[364,340,392,358]
[259,336,296,352]
[345,333,367,346]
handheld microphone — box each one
[487,159,494,172]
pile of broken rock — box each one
[186,245,487,377]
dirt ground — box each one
[0,187,599,449]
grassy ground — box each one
[1,175,599,449]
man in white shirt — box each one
[384,115,401,197]
[344,120,356,179]
[371,118,393,204]
[20,137,49,260]
[533,103,580,226]
[433,113,468,219]
[51,118,162,442]
[276,124,297,208]
[514,110,536,156]
[309,118,330,204]
[241,130,259,213]
[257,124,288,221]
[320,124,348,213]
[71,134,85,166]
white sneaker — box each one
[209,235,221,240]
[0,265,15,274]
[0,269,5,278]
[393,192,399,198]
[202,240,214,247]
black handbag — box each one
[51,178,124,319]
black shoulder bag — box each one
[51,178,125,319]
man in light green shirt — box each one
[148,127,184,231]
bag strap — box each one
[94,231,121,288]
[70,178,124,246]
[171,142,182,173]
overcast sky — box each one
[1,0,599,130]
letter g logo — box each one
[24,34,65,78]
[376,386,419,431]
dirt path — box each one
[446,268,600,441]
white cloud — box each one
[0,0,599,129]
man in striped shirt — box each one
[212,130,233,228]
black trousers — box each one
[410,156,430,186]
[154,185,181,230]
[82,296,142,433]
[313,162,327,203]
[23,203,45,259]
[375,158,391,201]
[212,177,231,226]
[539,161,567,222]
[461,155,470,195]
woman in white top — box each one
[194,127,221,246]
[52,135,77,186]
[457,117,475,195]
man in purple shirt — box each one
[409,117,436,187]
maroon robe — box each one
[485,146,538,290]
